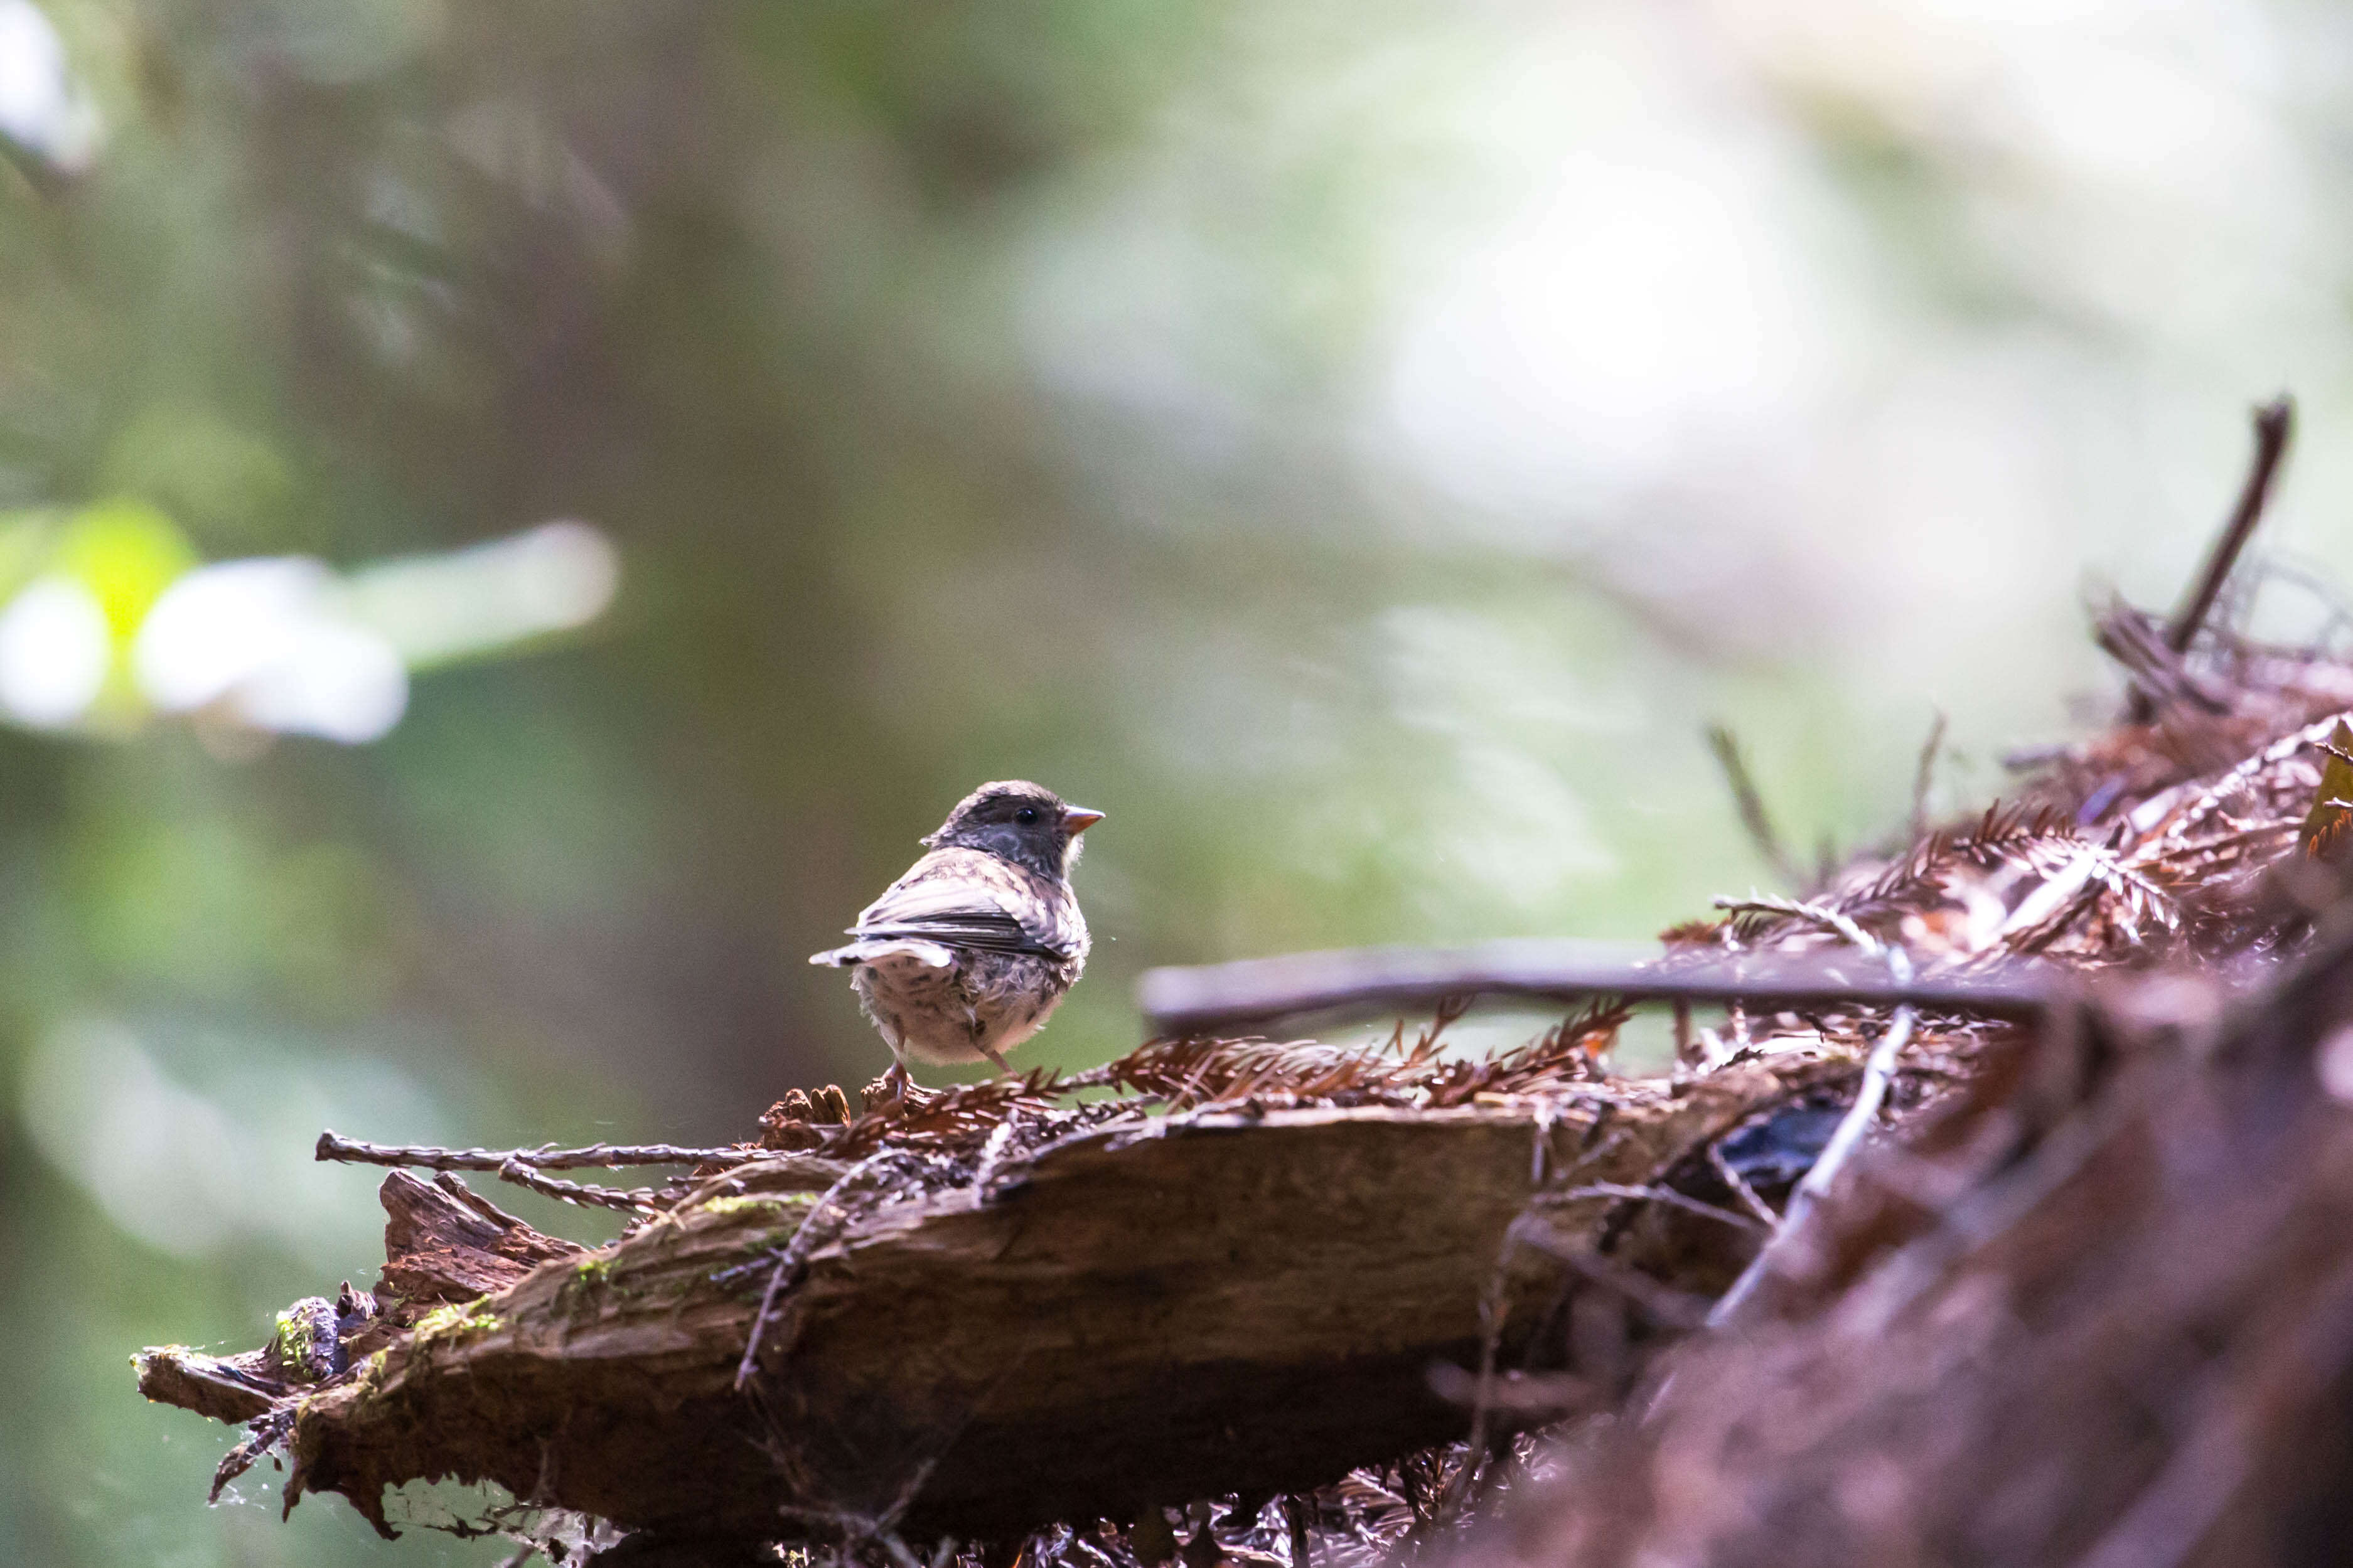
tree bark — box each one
[137,1053,1867,1544]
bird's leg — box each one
[959,1001,1009,1077]
[879,1060,911,1101]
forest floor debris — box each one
[135,400,2353,1568]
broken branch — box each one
[1134,939,2050,1037]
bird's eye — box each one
[1015,807,1040,826]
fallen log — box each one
[135,1030,1919,1548]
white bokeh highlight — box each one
[0,0,99,173]
[346,518,621,667]
[134,557,412,744]
[0,574,109,727]
[111,520,620,746]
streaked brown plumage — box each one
[810,781,1100,1074]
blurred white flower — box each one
[346,518,621,667]
[235,617,410,744]
[119,520,618,745]
[0,0,100,174]
[133,557,412,743]
[133,557,331,710]
[0,573,109,726]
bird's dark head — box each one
[923,780,1103,879]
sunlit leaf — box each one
[54,498,198,644]
[2299,720,2353,862]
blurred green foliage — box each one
[4,0,2344,1562]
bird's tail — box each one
[809,937,955,969]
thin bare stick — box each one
[1708,974,1917,1331]
[1707,723,1801,885]
[1910,709,1948,842]
[2169,394,2295,653]
[1700,912,1915,1330]
[1792,1003,1913,1204]
[1446,1272,1511,1519]
[1549,1182,1769,1234]
[317,1131,756,1172]
[732,1151,931,1388]
[737,1261,797,1393]
[775,1458,940,1568]
[492,1158,663,1213]
[1135,938,2049,1037]
[1708,1141,1782,1230]
[2120,397,2298,720]
[1509,1219,1712,1330]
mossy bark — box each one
[140,1059,1862,1544]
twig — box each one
[775,1458,940,1568]
[2106,600,2235,717]
[492,1157,663,1213]
[1708,1141,1782,1230]
[1511,1219,1712,1330]
[731,1151,932,1389]
[1446,1272,1511,1520]
[1443,1146,1725,1519]
[2121,397,2297,721]
[1548,1182,1769,1234]
[2169,394,2295,653]
[1791,996,1914,1204]
[1713,893,1881,955]
[1427,1364,1595,1417]
[1700,909,1915,1329]
[1135,938,2049,1037]
[316,1131,758,1172]
[1707,723,1802,886]
[209,1405,298,1502]
[1910,710,1948,842]
[1707,960,1917,1330]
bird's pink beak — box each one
[1061,806,1105,835]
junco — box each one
[811,781,1101,1079]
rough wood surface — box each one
[132,1344,284,1426]
[143,1055,1859,1544]
[375,1168,587,1309]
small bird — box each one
[811,781,1101,1080]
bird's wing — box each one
[847,849,1075,960]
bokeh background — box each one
[7,1,2353,1562]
